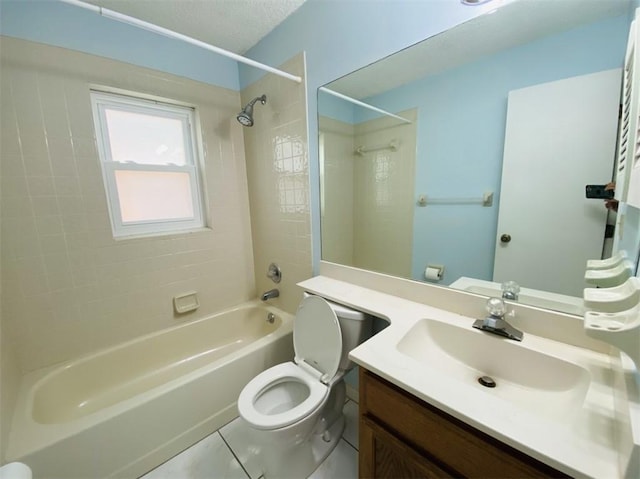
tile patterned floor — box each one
[141,400,359,479]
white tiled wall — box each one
[319,116,355,266]
[0,297,20,463]
[318,110,417,278]
[241,54,312,314]
[0,37,256,372]
[352,110,417,278]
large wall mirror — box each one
[318,0,635,316]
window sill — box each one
[113,227,213,242]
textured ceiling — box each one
[84,0,307,54]
[327,0,633,99]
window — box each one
[91,90,205,237]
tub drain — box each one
[478,376,496,388]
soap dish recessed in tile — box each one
[174,292,200,314]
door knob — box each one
[500,234,512,243]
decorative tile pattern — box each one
[241,53,312,315]
[352,110,418,279]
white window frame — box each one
[91,90,206,238]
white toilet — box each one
[237,294,369,478]
[0,462,32,479]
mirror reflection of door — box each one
[494,69,621,297]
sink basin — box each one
[396,319,591,420]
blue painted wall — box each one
[355,15,630,284]
[317,89,355,125]
[3,0,637,278]
[0,0,240,90]
[241,0,497,273]
[243,1,637,275]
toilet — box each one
[237,294,369,478]
[0,462,32,479]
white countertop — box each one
[299,275,639,479]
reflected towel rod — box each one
[354,139,399,156]
[417,191,494,207]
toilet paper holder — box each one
[425,264,445,282]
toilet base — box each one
[261,415,346,479]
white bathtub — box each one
[6,301,294,479]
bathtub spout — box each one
[261,289,280,301]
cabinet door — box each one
[360,369,569,479]
[359,416,456,479]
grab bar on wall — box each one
[318,87,413,124]
[417,191,494,207]
[354,139,399,156]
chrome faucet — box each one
[501,281,520,301]
[261,288,280,301]
[472,297,523,341]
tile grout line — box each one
[343,399,359,452]
[216,404,358,479]
[218,430,254,479]
[341,436,359,453]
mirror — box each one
[318,0,634,315]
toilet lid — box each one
[293,296,342,382]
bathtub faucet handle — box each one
[267,263,282,283]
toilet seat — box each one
[238,362,329,430]
[293,295,342,383]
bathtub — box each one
[6,301,294,479]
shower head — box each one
[237,94,267,127]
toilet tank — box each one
[325,299,371,371]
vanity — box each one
[358,369,566,478]
[299,272,640,479]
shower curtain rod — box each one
[58,0,303,84]
[318,87,412,124]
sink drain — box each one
[478,376,496,388]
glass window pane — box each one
[115,170,194,223]
[105,108,188,166]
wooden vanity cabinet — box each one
[358,369,569,479]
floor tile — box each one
[308,439,358,479]
[219,417,264,479]
[342,400,359,450]
[141,431,249,479]
[148,397,360,479]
